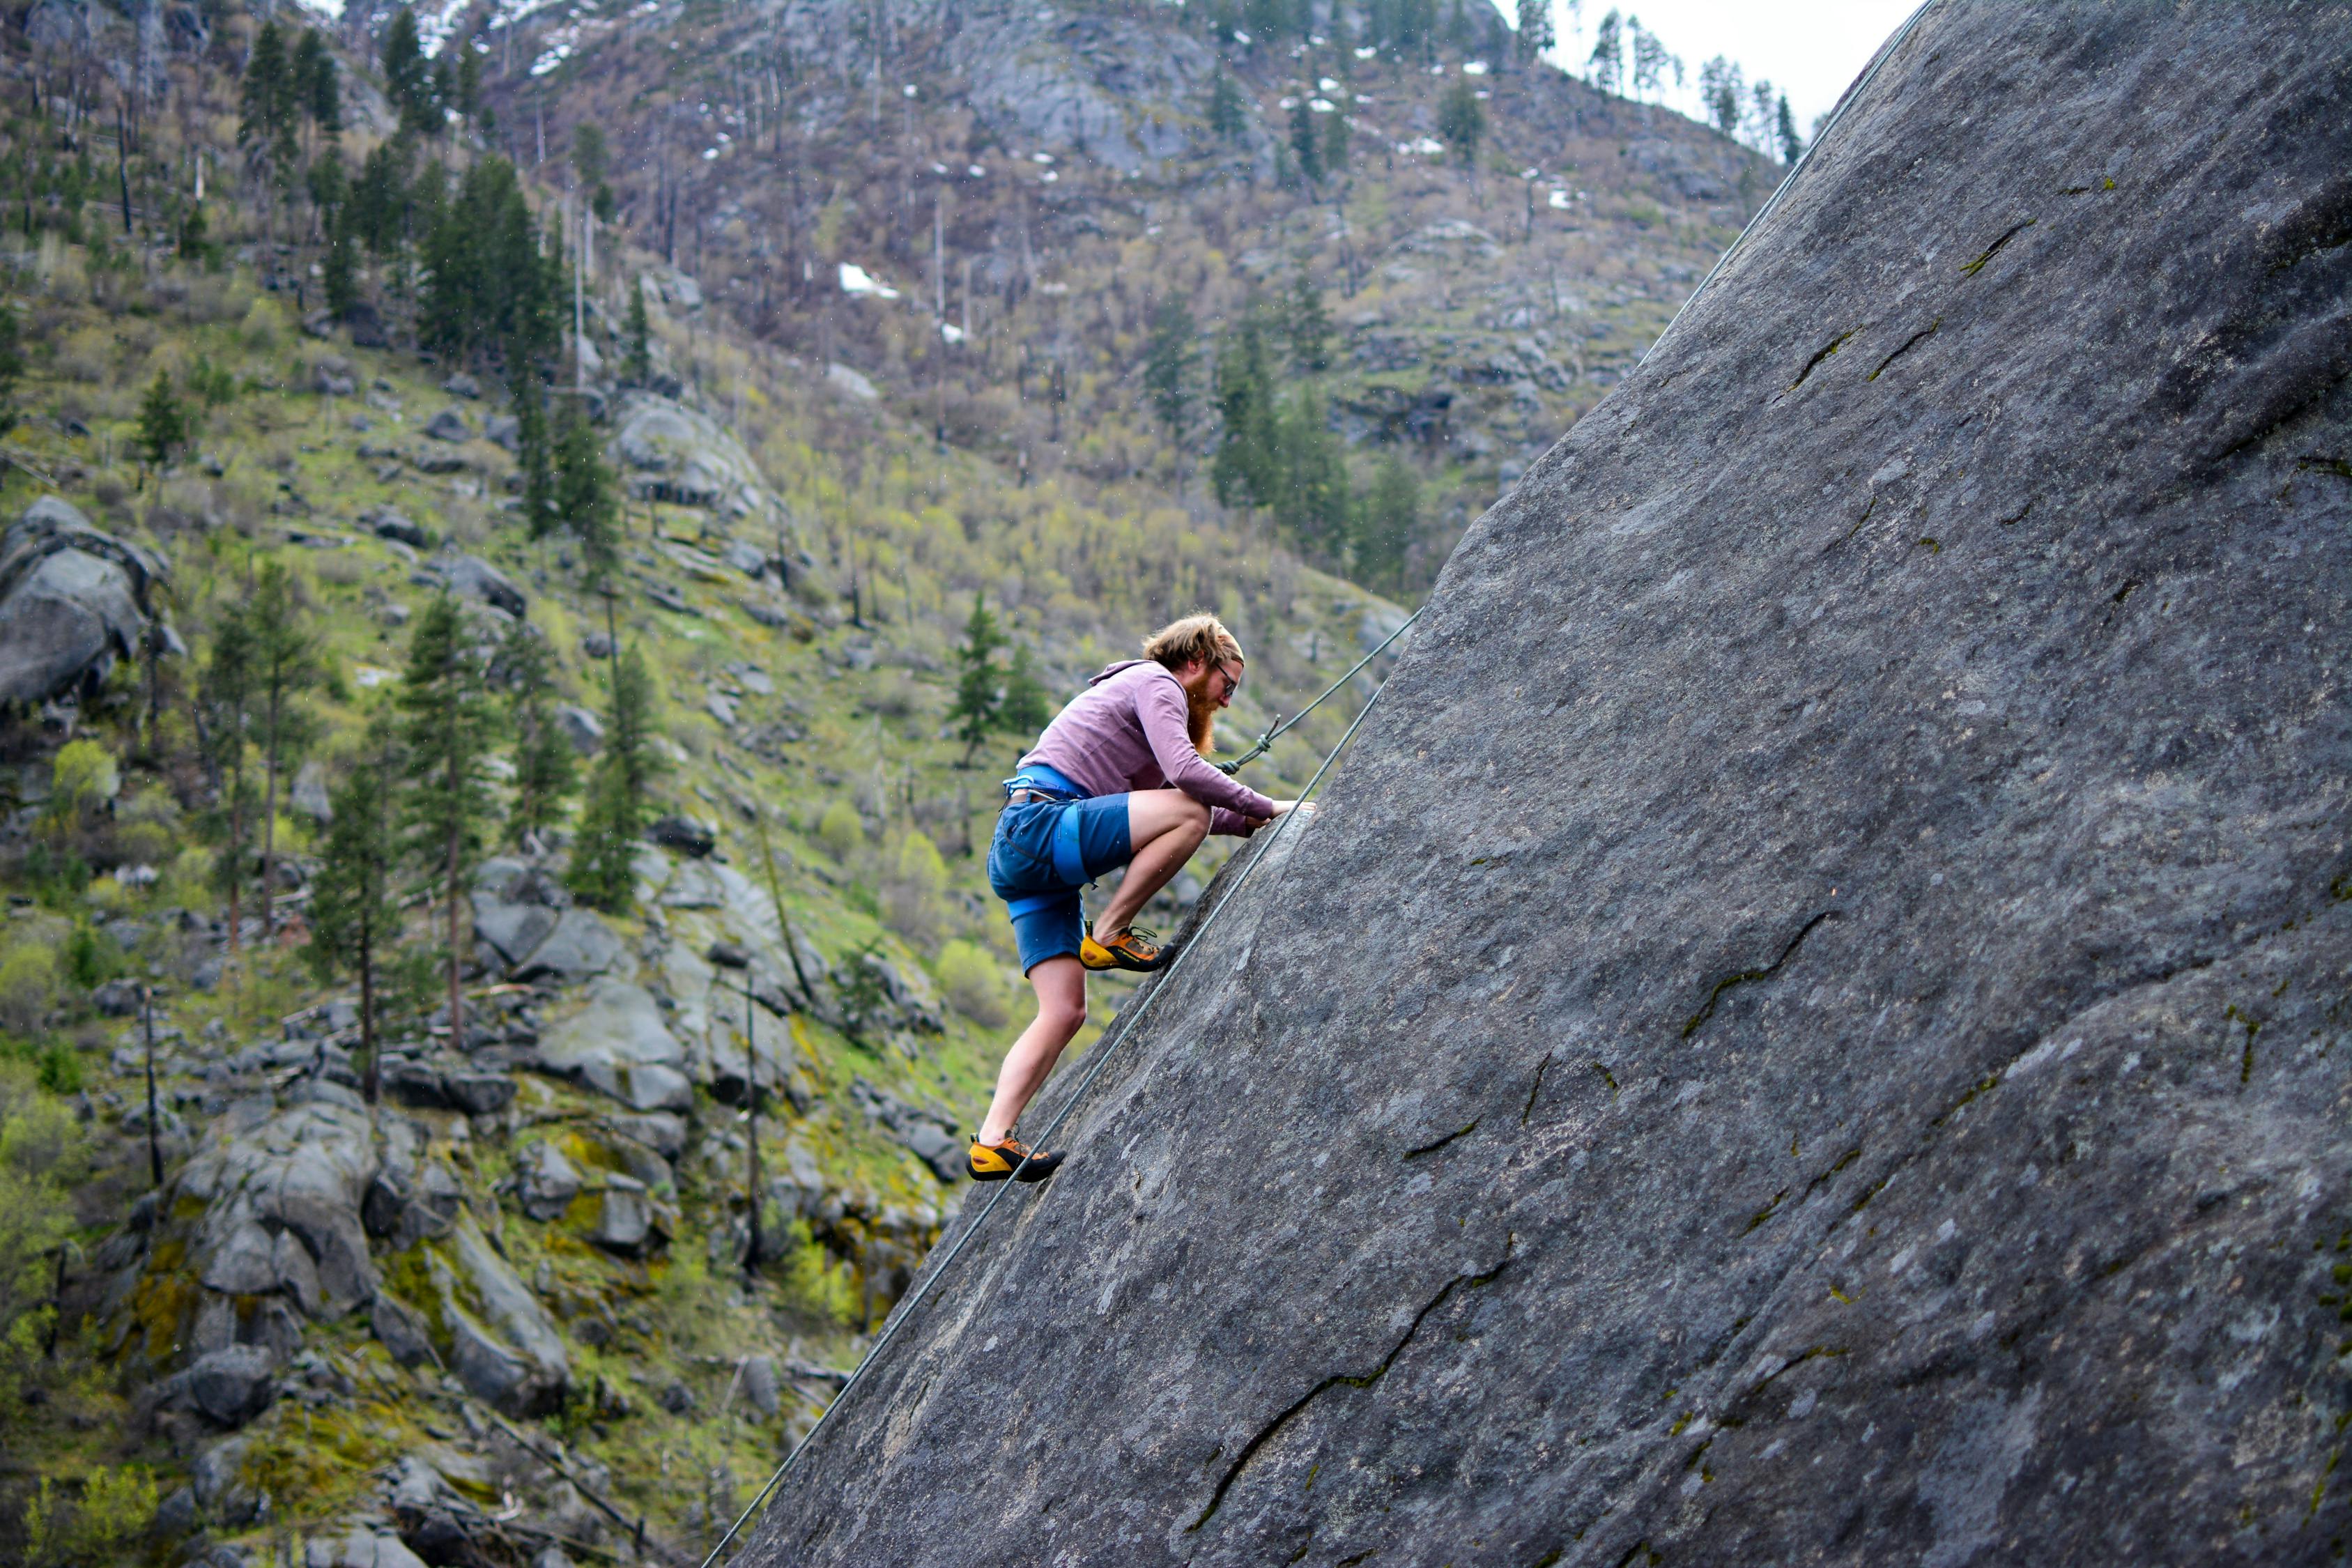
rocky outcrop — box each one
[536,976,692,1112]
[745,9,2352,1566]
[612,392,774,518]
[0,495,169,703]
[176,1099,380,1326]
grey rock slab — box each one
[442,1071,514,1116]
[442,554,526,618]
[369,1291,441,1370]
[442,1213,567,1415]
[741,10,2352,1568]
[555,703,604,754]
[536,977,690,1112]
[472,900,558,967]
[511,908,622,981]
[516,1139,583,1222]
[177,1100,378,1319]
[0,495,163,702]
[180,1344,276,1427]
[291,760,333,822]
[422,407,472,442]
[339,1529,429,1568]
[588,1175,658,1256]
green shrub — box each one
[880,831,948,946]
[63,922,118,991]
[33,1043,79,1097]
[0,943,57,1035]
[814,799,864,862]
[935,939,1009,1028]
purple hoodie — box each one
[1017,659,1276,836]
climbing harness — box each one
[697,667,1404,1567]
[1215,604,1424,775]
[1638,0,1937,368]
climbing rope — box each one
[1639,0,1937,367]
[1216,604,1424,775]
[698,671,1404,1568]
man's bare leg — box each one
[978,955,1086,1143]
[1094,789,1208,939]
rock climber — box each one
[967,613,1300,1183]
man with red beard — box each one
[970,613,1298,1181]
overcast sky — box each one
[1522,0,1923,137]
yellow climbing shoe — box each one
[967,1133,1063,1183]
[1080,922,1166,973]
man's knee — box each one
[1178,796,1210,837]
[1043,998,1088,1034]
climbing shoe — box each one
[968,1133,1062,1183]
[1081,922,1167,973]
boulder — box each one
[180,1344,276,1428]
[740,1355,780,1419]
[442,555,526,618]
[612,393,767,514]
[369,1292,441,1370]
[371,511,431,549]
[647,815,717,858]
[740,10,2352,1567]
[536,978,691,1112]
[472,900,558,968]
[516,1139,583,1222]
[338,1528,429,1568]
[0,496,167,703]
[292,760,333,822]
[440,373,482,399]
[443,1071,515,1116]
[422,407,472,442]
[440,1213,568,1416]
[588,1174,659,1256]
[486,413,521,452]
[556,704,604,753]
[176,1100,378,1322]
[510,908,622,981]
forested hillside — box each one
[0,3,1777,1564]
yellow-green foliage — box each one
[815,799,865,862]
[879,831,949,946]
[0,937,59,1036]
[0,1066,82,1408]
[46,741,118,825]
[935,939,1010,1028]
[17,1466,159,1568]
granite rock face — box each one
[747,9,2352,1567]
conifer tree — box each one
[323,217,358,318]
[1208,73,1249,142]
[455,48,483,131]
[1516,0,1555,63]
[137,371,188,469]
[1588,8,1624,94]
[397,595,499,1054]
[1438,77,1486,168]
[239,22,294,163]
[307,723,401,1104]
[383,6,436,139]
[294,29,340,138]
[555,399,620,583]
[500,619,576,848]
[999,643,1051,744]
[1284,266,1331,374]
[516,385,558,539]
[199,604,256,960]
[1143,298,1197,454]
[1273,387,1350,560]
[1213,308,1279,512]
[951,594,1006,767]
[248,561,319,939]
[1288,96,1323,185]
[1354,451,1420,590]
[1321,94,1351,178]
[1776,93,1804,163]
[567,646,661,913]
[0,307,21,436]
[624,277,653,384]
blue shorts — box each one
[987,766,1134,974]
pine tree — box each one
[1516,0,1555,63]
[248,561,318,940]
[383,6,436,139]
[294,29,340,137]
[199,604,256,960]
[1212,308,1279,511]
[397,595,499,1055]
[555,399,620,584]
[573,125,608,191]
[1208,73,1249,142]
[624,277,653,384]
[516,385,558,540]
[455,48,483,128]
[1143,298,1197,453]
[1354,451,1421,590]
[1272,387,1350,561]
[307,724,401,1104]
[137,371,188,469]
[1776,93,1804,163]
[567,646,661,912]
[0,305,23,436]
[323,216,357,317]
[951,594,1006,767]
[1288,96,1323,185]
[1284,266,1331,374]
[1699,56,1744,137]
[1588,8,1624,94]
[1438,77,1486,169]
[239,22,293,157]
[500,619,576,847]
[1321,95,1351,178]
[999,643,1051,744]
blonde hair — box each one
[1142,613,1244,673]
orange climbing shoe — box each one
[1080,922,1166,973]
[967,1133,1063,1183]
